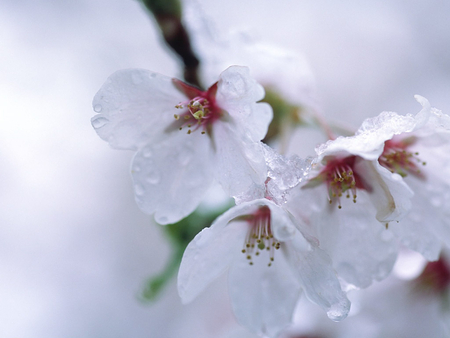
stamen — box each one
[233,206,280,267]
[305,155,363,208]
[379,138,425,179]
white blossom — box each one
[177,199,350,338]
[91,66,272,224]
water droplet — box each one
[158,216,168,224]
[142,147,152,158]
[178,149,193,166]
[132,72,143,84]
[134,183,145,196]
[431,197,442,207]
[93,104,103,112]
[380,230,394,242]
[146,169,161,184]
[91,116,109,129]
[132,165,141,173]
[327,301,350,322]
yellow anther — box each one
[174,114,179,120]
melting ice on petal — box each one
[91,66,272,224]
[366,96,450,261]
[177,199,350,338]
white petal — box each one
[313,190,398,288]
[216,66,273,141]
[354,159,413,222]
[131,130,214,224]
[228,244,301,338]
[316,112,416,162]
[177,200,267,303]
[217,66,265,104]
[392,174,444,261]
[92,69,185,150]
[285,235,351,321]
[213,122,267,202]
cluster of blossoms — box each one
[92,63,450,336]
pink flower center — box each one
[231,206,280,267]
[172,80,223,135]
[379,137,426,178]
[415,256,450,294]
[304,156,367,209]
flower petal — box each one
[178,200,264,304]
[228,244,301,338]
[354,159,413,222]
[316,112,416,162]
[285,235,351,321]
[213,122,267,203]
[314,190,398,288]
[216,66,273,141]
[131,130,214,224]
[92,69,185,150]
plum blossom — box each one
[178,150,350,338]
[91,66,272,224]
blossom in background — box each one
[289,98,432,288]
[280,257,450,338]
[373,96,450,261]
[178,149,350,338]
[91,66,272,224]
[178,199,350,338]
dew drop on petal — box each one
[142,147,152,158]
[146,169,161,184]
[326,302,349,322]
[158,216,168,224]
[132,164,141,172]
[431,197,442,207]
[178,149,193,166]
[93,104,103,112]
[132,72,144,84]
[134,183,145,196]
[92,116,109,129]
[380,230,394,242]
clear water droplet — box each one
[431,197,442,207]
[178,148,193,166]
[327,300,350,322]
[134,183,145,196]
[132,165,141,172]
[158,216,168,224]
[380,230,393,242]
[142,147,152,158]
[132,72,143,84]
[92,116,109,129]
[146,169,161,184]
[93,104,103,112]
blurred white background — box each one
[1,0,450,337]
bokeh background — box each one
[1,0,450,337]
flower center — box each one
[304,156,366,209]
[415,256,450,294]
[172,80,222,135]
[233,206,280,267]
[379,137,426,178]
